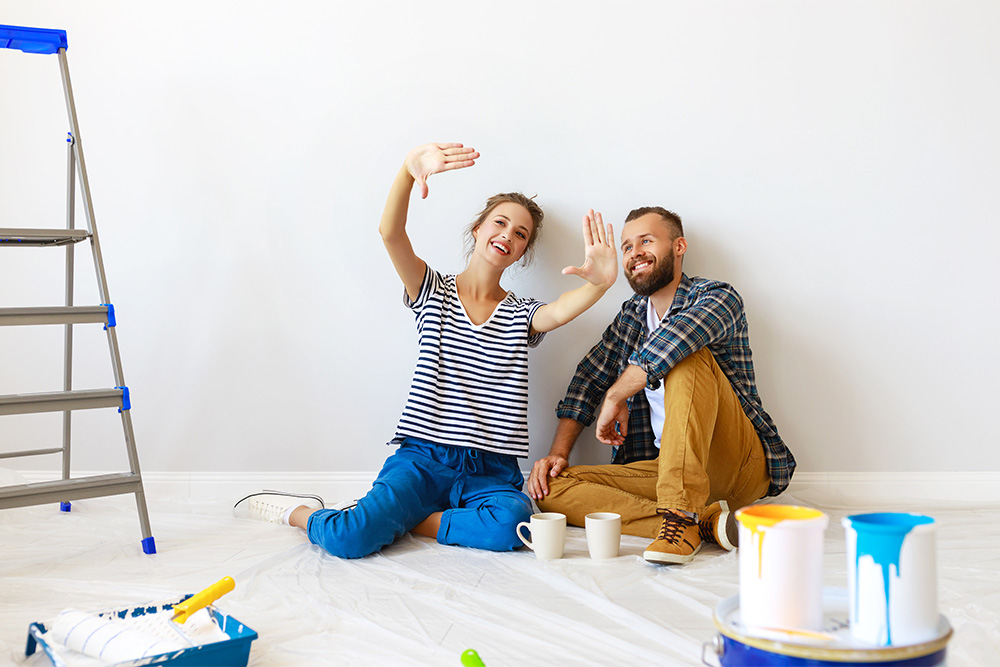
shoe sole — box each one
[643,543,701,564]
[233,492,325,506]
[715,501,738,551]
[233,491,326,522]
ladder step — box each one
[1,24,68,55]
[0,473,142,509]
[0,447,64,460]
[0,228,91,246]
[0,306,110,327]
[0,388,126,416]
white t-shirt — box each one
[643,298,666,449]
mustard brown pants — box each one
[537,349,771,538]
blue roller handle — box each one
[0,24,68,54]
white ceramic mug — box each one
[516,512,566,560]
[585,512,622,559]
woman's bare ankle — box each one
[288,505,316,528]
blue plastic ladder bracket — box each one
[116,386,131,412]
[102,303,116,329]
[141,536,157,555]
[0,24,68,54]
[59,502,72,512]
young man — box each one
[527,207,795,564]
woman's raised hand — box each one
[561,210,618,289]
[404,143,480,199]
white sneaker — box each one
[233,490,325,524]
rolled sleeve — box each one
[403,265,437,310]
[632,284,743,389]
[525,299,548,348]
[555,307,632,425]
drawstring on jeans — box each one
[464,449,480,475]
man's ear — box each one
[675,237,688,257]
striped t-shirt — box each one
[391,267,546,458]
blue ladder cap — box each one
[141,536,157,555]
[102,303,116,329]
[0,24,68,54]
[116,386,131,412]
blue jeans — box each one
[306,438,532,559]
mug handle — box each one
[516,522,533,550]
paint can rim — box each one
[713,590,952,663]
[843,512,935,531]
[736,504,828,529]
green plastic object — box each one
[461,649,486,667]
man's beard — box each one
[626,254,674,296]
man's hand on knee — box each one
[527,455,568,500]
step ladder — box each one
[0,24,156,554]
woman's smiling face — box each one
[472,202,535,266]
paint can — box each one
[842,513,937,646]
[706,589,952,666]
[735,505,828,633]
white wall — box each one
[2,1,998,479]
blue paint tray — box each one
[25,596,258,667]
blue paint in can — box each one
[845,513,934,645]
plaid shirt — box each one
[556,274,795,496]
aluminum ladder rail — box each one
[0,24,155,554]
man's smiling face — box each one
[620,212,678,296]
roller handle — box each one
[171,577,236,624]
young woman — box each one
[235,142,617,558]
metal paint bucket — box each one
[735,505,828,633]
[843,513,938,647]
[705,589,951,666]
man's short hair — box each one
[625,206,683,239]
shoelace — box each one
[698,520,715,544]
[250,499,285,522]
[656,512,696,544]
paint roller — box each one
[47,577,236,663]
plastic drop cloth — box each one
[2,471,998,666]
